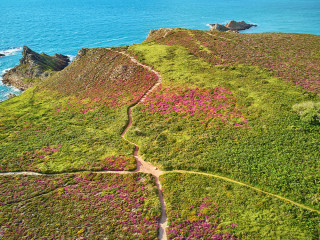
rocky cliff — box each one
[2,46,70,90]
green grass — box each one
[1,29,319,238]
[126,41,320,210]
[0,47,158,173]
[161,172,319,239]
[0,88,135,173]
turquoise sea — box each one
[1,0,320,101]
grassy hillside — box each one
[0,48,158,173]
[126,30,320,213]
[161,172,319,239]
[0,29,319,239]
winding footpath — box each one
[0,49,168,240]
[0,48,319,240]
[113,49,168,240]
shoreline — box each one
[0,54,75,102]
[0,68,22,102]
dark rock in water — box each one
[7,93,17,99]
[74,48,89,61]
[225,20,257,31]
[209,20,257,32]
[2,46,70,90]
[0,54,5,57]
[209,24,230,32]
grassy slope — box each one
[0,47,158,173]
[161,172,319,239]
[0,29,319,239]
[0,172,161,239]
[126,31,320,212]
[125,30,320,238]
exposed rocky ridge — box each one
[209,20,257,32]
[74,48,89,61]
[145,28,173,42]
[2,46,70,90]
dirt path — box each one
[113,48,168,240]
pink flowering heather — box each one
[86,156,136,171]
[47,49,159,110]
[144,85,249,128]
[168,197,238,240]
[1,146,62,172]
[0,173,160,239]
[157,30,320,93]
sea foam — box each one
[0,47,23,57]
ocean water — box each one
[1,0,319,101]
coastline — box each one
[0,53,74,102]
[0,68,22,102]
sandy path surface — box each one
[114,49,168,240]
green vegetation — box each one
[161,172,319,239]
[0,172,161,239]
[293,101,320,124]
[1,28,319,238]
[0,48,158,173]
[126,32,320,211]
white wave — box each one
[66,55,75,62]
[1,68,12,75]
[0,47,22,57]
[0,68,13,85]
[6,84,22,94]
[0,68,21,94]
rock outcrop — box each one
[145,28,173,42]
[2,46,70,90]
[7,93,16,99]
[74,48,89,61]
[0,54,5,57]
[210,24,230,32]
[209,20,257,32]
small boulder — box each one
[0,53,5,57]
[7,93,17,99]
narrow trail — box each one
[112,48,168,240]
[171,170,320,214]
[204,31,233,41]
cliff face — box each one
[145,28,173,42]
[2,46,69,90]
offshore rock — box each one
[225,20,257,31]
[209,20,257,32]
[210,24,230,32]
[0,54,5,57]
[2,46,70,90]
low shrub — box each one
[293,101,320,124]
